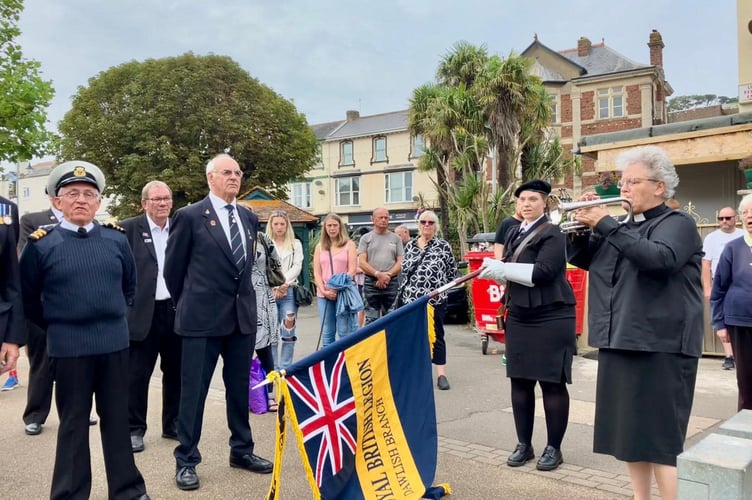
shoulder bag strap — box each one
[328,246,335,275]
[509,222,549,263]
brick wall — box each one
[561,94,572,122]
[626,85,641,115]
[581,91,595,120]
[581,118,642,136]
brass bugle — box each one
[548,196,633,233]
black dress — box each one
[503,219,577,383]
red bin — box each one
[565,266,587,336]
[463,249,506,354]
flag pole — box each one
[427,268,483,299]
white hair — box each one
[615,146,679,200]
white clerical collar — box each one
[633,213,646,223]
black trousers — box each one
[128,299,182,437]
[50,349,146,500]
[174,330,255,467]
[728,325,752,411]
[23,320,54,425]
[363,277,399,324]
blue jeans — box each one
[317,297,358,348]
[272,287,297,370]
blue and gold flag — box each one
[266,296,450,500]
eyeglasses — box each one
[616,178,660,189]
[419,220,436,225]
[145,197,172,203]
[718,216,735,221]
[214,169,243,178]
[57,191,99,201]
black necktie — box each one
[77,227,87,236]
[225,205,245,271]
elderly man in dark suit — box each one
[164,153,272,491]
[0,195,22,379]
[121,180,182,453]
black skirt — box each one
[505,304,576,383]
[593,349,699,466]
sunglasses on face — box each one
[718,216,735,221]
[419,220,436,225]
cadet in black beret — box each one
[514,179,552,198]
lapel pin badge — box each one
[210,220,217,226]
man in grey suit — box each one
[120,181,182,453]
[164,154,272,491]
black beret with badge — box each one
[514,179,552,198]
[46,160,106,196]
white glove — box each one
[479,257,507,283]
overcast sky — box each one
[17,0,739,131]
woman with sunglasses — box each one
[266,210,303,370]
[395,210,458,391]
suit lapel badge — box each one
[210,220,217,226]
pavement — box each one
[0,304,740,500]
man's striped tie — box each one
[225,204,245,271]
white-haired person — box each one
[395,210,458,391]
[566,145,703,500]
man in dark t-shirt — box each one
[494,200,523,259]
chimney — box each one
[648,29,664,67]
[346,110,360,121]
[577,36,592,57]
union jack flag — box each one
[286,352,357,488]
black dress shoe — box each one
[161,431,179,441]
[507,443,535,467]
[536,445,563,471]
[89,417,97,426]
[130,434,145,453]
[229,453,273,474]
[436,375,450,391]
[176,465,200,490]
[24,422,42,436]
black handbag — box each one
[258,233,286,287]
[293,285,313,307]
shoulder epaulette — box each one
[103,222,126,233]
[29,224,55,241]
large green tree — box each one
[0,0,54,162]
[58,53,318,218]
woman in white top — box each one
[266,210,304,370]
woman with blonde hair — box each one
[266,210,303,370]
[313,213,357,347]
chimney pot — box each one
[647,29,665,67]
[346,110,360,121]
[577,36,592,57]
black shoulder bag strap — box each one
[497,222,549,330]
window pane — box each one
[374,138,386,161]
[412,135,425,157]
[352,177,359,205]
[342,142,353,165]
[613,96,623,117]
[599,98,609,119]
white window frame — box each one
[335,176,360,206]
[410,134,425,158]
[372,136,387,163]
[598,86,624,119]
[340,140,354,166]
[385,171,413,203]
[314,143,324,169]
[288,181,312,209]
